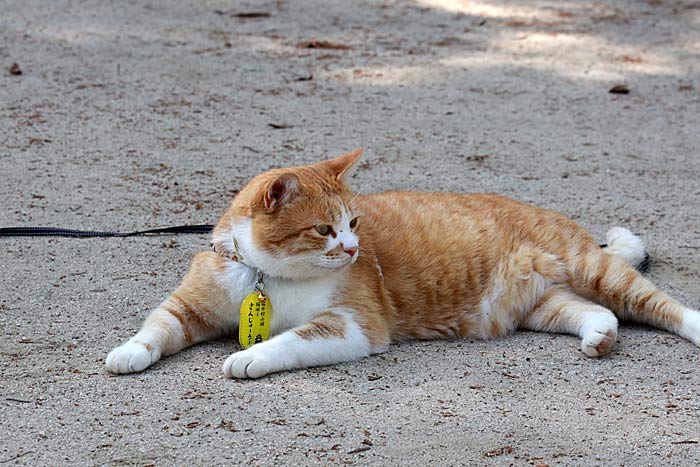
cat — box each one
[106,149,700,378]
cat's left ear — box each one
[325,148,364,181]
[263,173,299,212]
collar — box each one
[211,235,244,263]
[211,236,266,294]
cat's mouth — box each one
[319,251,357,268]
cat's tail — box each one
[573,228,700,348]
[601,227,649,272]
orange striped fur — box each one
[106,150,700,377]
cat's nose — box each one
[343,246,358,257]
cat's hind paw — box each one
[106,340,161,374]
[223,347,277,379]
[581,328,617,357]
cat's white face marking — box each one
[319,204,359,269]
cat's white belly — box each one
[215,260,344,335]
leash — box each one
[0,226,649,272]
[0,225,214,238]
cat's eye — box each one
[315,224,332,236]
[349,217,359,229]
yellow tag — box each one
[238,292,272,349]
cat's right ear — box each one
[325,148,364,181]
[263,173,299,212]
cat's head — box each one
[212,149,364,279]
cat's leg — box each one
[106,252,235,374]
[223,310,386,379]
[521,286,619,357]
[574,249,700,348]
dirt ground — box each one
[1,0,700,465]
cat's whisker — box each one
[349,178,372,206]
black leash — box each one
[0,225,214,238]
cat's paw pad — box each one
[106,340,160,374]
[222,348,275,379]
[581,329,617,357]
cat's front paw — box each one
[223,347,276,379]
[106,340,161,374]
[680,309,700,347]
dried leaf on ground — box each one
[622,55,643,63]
[609,84,630,94]
[181,390,209,400]
[483,446,513,457]
[217,420,238,432]
[233,12,270,18]
[268,122,292,129]
[297,40,352,50]
[465,154,489,162]
[347,446,371,454]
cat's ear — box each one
[263,173,299,212]
[325,148,364,181]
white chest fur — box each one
[214,261,344,335]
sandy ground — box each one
[1,0,700,465]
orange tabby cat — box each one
[106,149,700,378]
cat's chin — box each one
[317,262,350,270]
[317,255,355,269]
